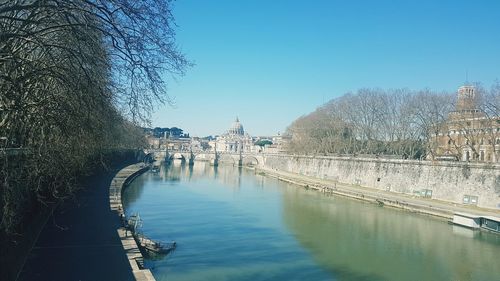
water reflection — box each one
[158,161,244,189]
[122,162,500,281]
[121,173,147,206]
[282,189,500,281]
[123,162,332,281]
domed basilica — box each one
[212,117,256,153]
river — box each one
[122,161,500,281]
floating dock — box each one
[452,212,500,233]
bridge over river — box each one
[144,148,265,167]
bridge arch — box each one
[144,153,155,163]
[167,152,187,162]
[242,156,259,166]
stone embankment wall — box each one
[262,155,500,210]
[109,164,155,281]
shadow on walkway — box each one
[17,165,136,281]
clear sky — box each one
[152,0,500,137]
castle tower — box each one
[450,85,484,120]
[456,85,477,112]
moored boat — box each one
[151,165,160,173]
[135,233,176,254]
[126,213,177,257]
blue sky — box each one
[152,0,500,136]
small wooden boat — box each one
[126,213,177,256]
[135,233,176,254]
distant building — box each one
[145,126,190,150]
[210,117,257,153]
[264,133,290,154]
[432,85,500,162]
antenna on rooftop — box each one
[465,69,469,85]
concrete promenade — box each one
[258,167,500,219]
[17,164,144,281]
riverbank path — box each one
[17,165,136,281]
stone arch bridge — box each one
[144,149,264,167]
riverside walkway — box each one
[17,164,139,281]
[259,167,500,219]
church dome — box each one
[228,117,244,135]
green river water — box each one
[122,161,500,281]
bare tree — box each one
[407,90,454,160]
[474,82,500,162]
[0,0,189,234]
[286,88,453,160]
